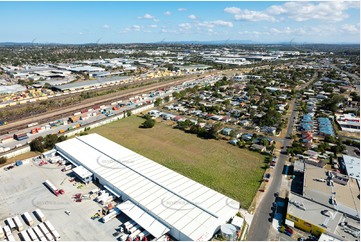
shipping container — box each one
[61,165,72,172]
[0,225,4,240]
[81,109,88,114]
[20,230,31,241]
[58,130,65,134]
[44,180,59,196]
[26,228,39,241]
[3,225,11,237]
[5,218,16,231]
[31,129,37,134]
[13,133,29,141]
[35,209,46,222]
[7,234,16,241]
[50,230,60,241]
[13,216,24,231]
[27,122,39,128]
[80,115,89,120]
[38,223,53,241]
[101,209,121,223]
[69,116,80,123]
[73,112,81,116]
[32,226,46,241]
[43,221,55,233]
[1,136,14,143]
[23,212,35,226]
[138,230,150,240]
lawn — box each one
[89,115,266,208]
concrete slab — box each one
[0,158,121,241]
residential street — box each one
[247,72,318,241]
[247,101,298,241]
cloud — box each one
[238,30,267,35]
[225,1,359,23]
[138,14,155,19]
[178,8,187,12]
[148,24,158,28]
[267,1,352,22]
[102,24,110,29]
[178,23,192,30]
[120,25,143,33]
[224,7,241,15]
[188,14,197,20]
[269,26,296,35]
[164,11,172,16]
[132,25,143,31]
[160,28,178,34]
[197,20,234,28]
[267,1,360,22]
[225,7,276,22]
[341,23,360,33]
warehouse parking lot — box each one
[0,158,121,241]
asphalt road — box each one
[247,72,318,240]
[247,102,298,241]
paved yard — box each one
[0,158,121,241]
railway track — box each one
[0,72,215,135]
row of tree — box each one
[176,120,222,139]
[30,134,67,152]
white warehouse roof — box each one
[342,155,360,181]
[117,200,170,238]
[72,165,92,179]
[55,134,239,241]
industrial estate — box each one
[0,2,360,242]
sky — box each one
[0,1,359,44]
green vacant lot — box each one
[89,116,265,208]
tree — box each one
[30,137,45,152]
[321,95,344,112]
[208,122,222,139]
[43,82,51,88]
[154,98,163,106]
[0,156,7,164]
[44,134,59,149]
[142,118,155,128]
[58,135,67,142]
[260,139,269,146]
[223,99,231,107]
[164,96,170,103]
[324,135,336,144]
[126,110,132,117]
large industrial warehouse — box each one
[55,133,240,241]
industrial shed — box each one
[53,76,131,92]
[55,134,240,241]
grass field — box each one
[1,151,41,168]
[89,115,266,208]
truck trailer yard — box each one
[0,158,123,241]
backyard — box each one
[89,115,266,208]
